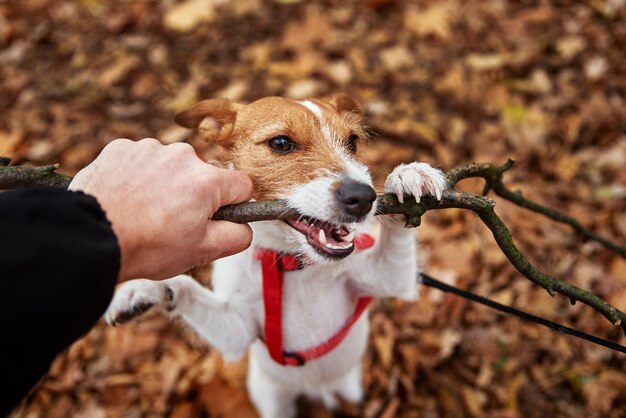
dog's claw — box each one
[164,286,175,311]
[384,162,446,208]
[113,300,154,324]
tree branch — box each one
[0,158,72,189]
[446,158,626,258]
[1,157,624,334]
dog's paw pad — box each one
[111,301,154,325]
[384,162,447,203]
[104,279,166,326]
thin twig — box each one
[447,158,626,258]
[1,157,624,334]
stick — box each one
[446,159,626,258]
[1,157,624,334]
[0,158,72,189]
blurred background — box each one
[2,0,625,417]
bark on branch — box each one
[1,157,625,335]
[446,158,626,258]
[0,158,72,189]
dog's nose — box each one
[336,183,377,217]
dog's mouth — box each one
[285,216,355,259]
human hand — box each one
[69,138,253,281]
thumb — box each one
[200,221,253,261]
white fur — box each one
[298,100,336,148]
[298,100,323,119]
[105,148,446,418]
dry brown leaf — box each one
[556,36,587,60]
[0,129,23,155]
[462,386,487,417]
[379,397,401,418]
[169,402,195,418]
[198,378,257,418]
[379,45,415,71]
[466,53,505,71]
[281,5,335,52]
[163,0,226,32]
[582,371,626,413]
[373,333,395,370]
[97,54,140,88]
[404,2,456,39]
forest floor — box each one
[2,0,626,417]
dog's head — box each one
[176,95,376,262]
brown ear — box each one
[323,93,360,114]
[175,99,242,146]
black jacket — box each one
[0,189,120,416]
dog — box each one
[104,95,447,418]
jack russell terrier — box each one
[104,95,447,418]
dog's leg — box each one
[335,363,363,403]
[247,351,298,418]
[105,275,257,360]
[352,162,447,299]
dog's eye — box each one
[268,135,297,154]
[346,134,358,153]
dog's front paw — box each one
[104,279,174,326]
[384,162,447,203]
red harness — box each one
[254,234,375,366]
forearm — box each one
[0,188,120,415]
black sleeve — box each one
[0,188,121,415]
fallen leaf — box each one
[373,333,395,370]
[556,36,586,60]
[404,2,456,39]
[0,129,23,155]
[164,0,226,32]
[286,79,324,98]
[97,54,140,88]
[466,53,505,71]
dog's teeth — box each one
[319,229,327,244]
[343,230,355,243]
[324,241,351,250]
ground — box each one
[2,0,626,417]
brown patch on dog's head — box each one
[176,95,368,200]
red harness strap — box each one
[255,234,375,366]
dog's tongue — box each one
[329,225,352,242]
[334,225,350,237]
[285,218,356,258]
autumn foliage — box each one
[2,0,626,417]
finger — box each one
[201,221,253,261]
[137,137,162,147]
[166,141,196,156]
[105,138,134,149]
[204,167,254,206]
